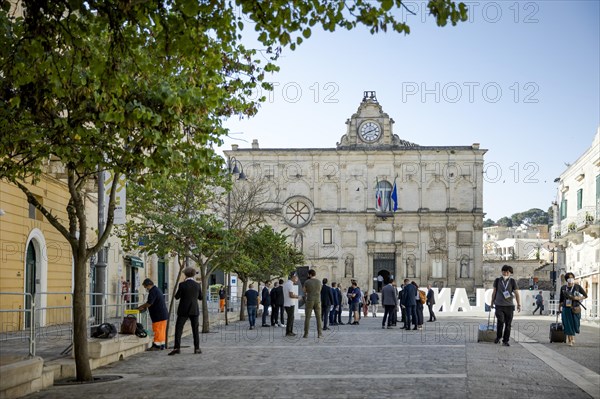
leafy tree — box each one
[496,217,513,227]
[215,225,303,321]
[483,218,495,228]
[1,0,468,382]
[510,208,549,226]
[118,169,228,335]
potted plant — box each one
[585,212,594,223]
[568,222,576,232]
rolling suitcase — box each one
[478,309,496,342]
[549,312,566,343]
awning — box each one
[125,255,144,268]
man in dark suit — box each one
[272,279,285,327]
[320,278,334,330]
[169,267,202,355]
[330,282,339,325]
[401,278,417,330]
[270,281,278,326]
[261,281,271,327]
[381,278,397,328]
[336,284,344,325]
[426,284,437,322]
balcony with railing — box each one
[576,205,600,238]
[553,216,583,245]
[553,205,600,244]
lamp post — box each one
[550,247,556,300]
[94,168,107,324]
[225,157,245,325]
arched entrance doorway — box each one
[376,270,391,292]
[373,253,395,292]
[24,229,48,329]
[25,241,39,328]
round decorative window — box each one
[283,196,313,228]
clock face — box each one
[359,121,381,142]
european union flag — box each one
[391,180,398,212]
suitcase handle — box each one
[487,305,495,329]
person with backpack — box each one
[490,264,521,347]
[138,278,169,351]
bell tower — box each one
[336,91,418,149]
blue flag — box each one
[391,179,398,212]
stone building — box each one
[225,92,486,294]
[551,128,599,315]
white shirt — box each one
[283,279,297,307]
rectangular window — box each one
[577,189,583,210]
[28,202,36,219]
[322,229,332,245]
[560,199,567,220]
[28,196,43,221]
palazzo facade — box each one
[225,92,486,293]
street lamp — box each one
[225,156,245,325]
[550,247,556,300]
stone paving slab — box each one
[22,314,599,399]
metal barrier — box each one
[582,299,599,320]
[547,298,599,321]
[0,292,35,357]
[0,289,244,357]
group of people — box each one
[136,267,203,355]
[243,271,441,337]
[133,264,587,355]
[243,272,360,337]
[380,279,437,330]
[489,265,587,348]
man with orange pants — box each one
[219,286,226,313]
[138,278,169,350]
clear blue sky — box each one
[222,0,600,221]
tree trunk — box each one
[73,251,92,381]
[238,278,248,321]
[201,276,210,333]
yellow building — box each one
[0,176,74,331]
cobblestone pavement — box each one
[24,313,600,399]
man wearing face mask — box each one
[138,278,169,351]
[490,265,521,347]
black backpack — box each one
[135,322,148,338]
[92,323,118,339]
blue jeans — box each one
[247,306,257,327]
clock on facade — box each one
[359,121,381,142]
[283,196,313,228]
